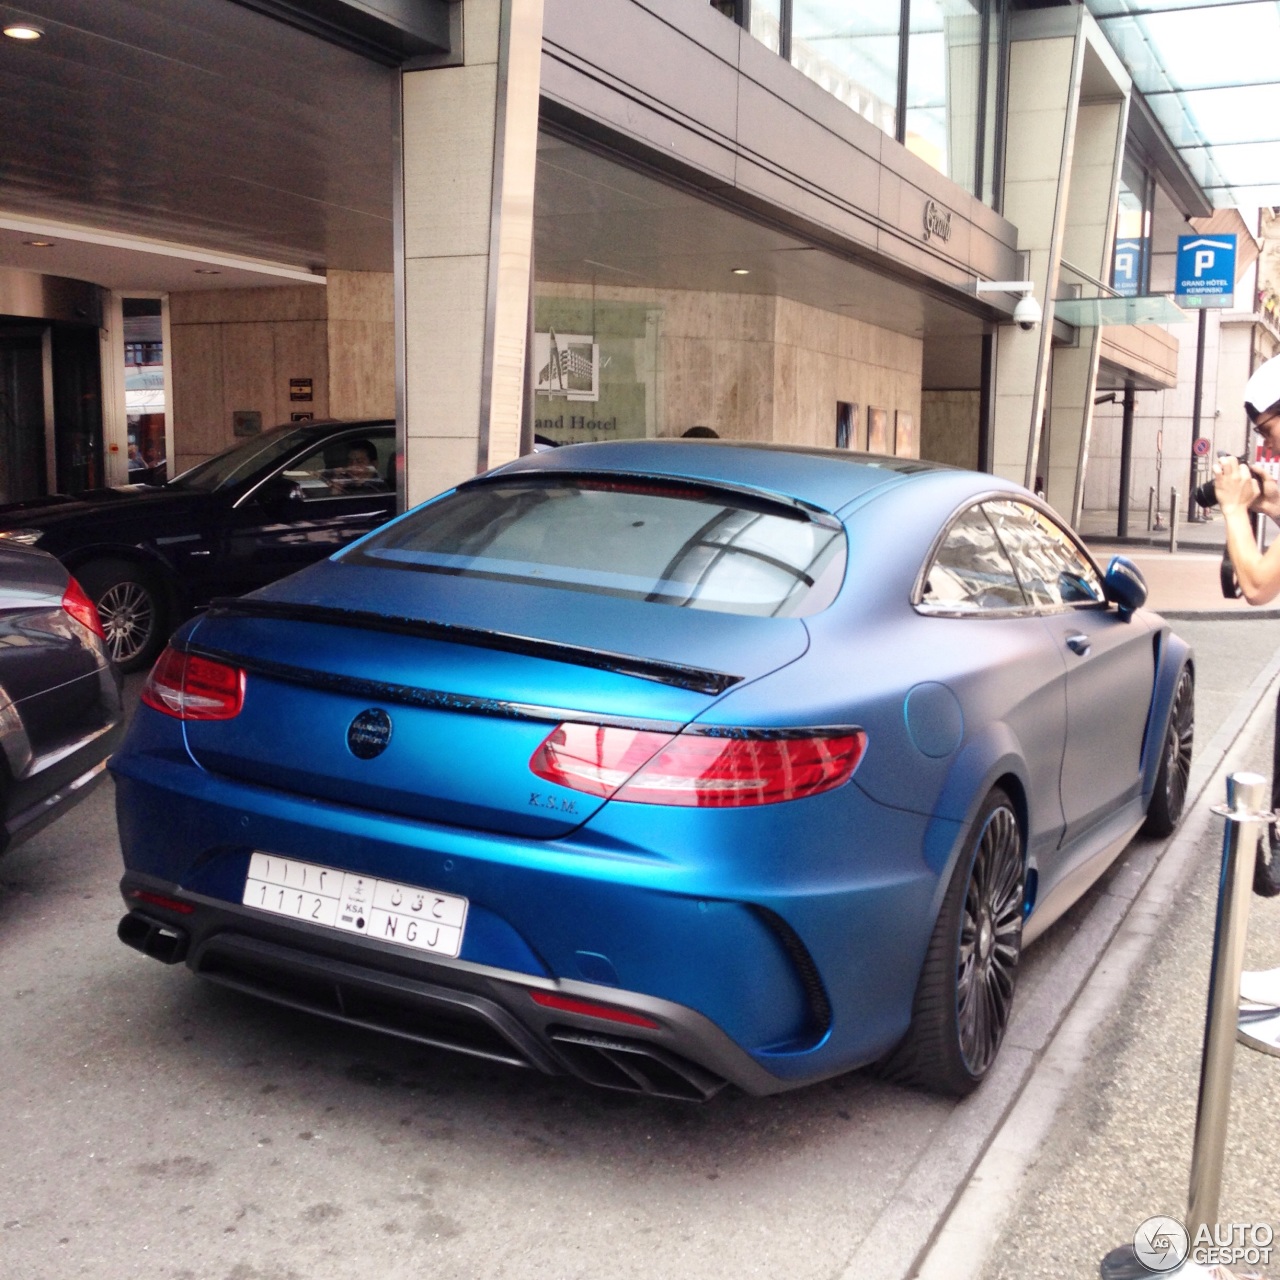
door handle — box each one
[1065,633,1091,656]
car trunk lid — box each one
[178,566,809,838]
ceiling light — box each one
[3,23,44,40]
[23,239,54,247]
[731,267,750,276]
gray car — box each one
[0,544,123,855]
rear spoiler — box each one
[203,598,742,696]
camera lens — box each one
[1195,455,1252,507]
[1194,478,1218,507]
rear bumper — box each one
[117,874,793,1100]
[3,752,115,855]
[112,732,941,1096]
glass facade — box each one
[1111,152,1154,297]
[791,0,902,137]
[709,0,1006,202]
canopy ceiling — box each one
[1085,0,1280,208]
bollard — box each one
[1148,486,1157,532]
[1168,487,1179,554]
[1100,772,1272,1278]
[1187,771,1270,1231]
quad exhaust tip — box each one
[118,911,190,966]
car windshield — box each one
[166,423,324,493]
[348,475,847,617]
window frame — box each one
[913,494,1110,619]
[721,0,1008,203]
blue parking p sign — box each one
[1176,235,1236,307]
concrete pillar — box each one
[991,16,1082,490]
[399,0,543,509]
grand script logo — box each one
[923,199,953,243]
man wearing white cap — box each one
[1214,351,1280,896]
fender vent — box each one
[749,905,832,1043]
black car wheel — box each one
[881,788,1025,1097]
[78,559,166,672]
[1141,665,1194,838]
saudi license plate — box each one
[242,852,467,958]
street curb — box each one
[837,633,1280,1280]
[1161,609,1280,621]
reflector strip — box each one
[530,990,660,1029]
[130,889,196,915]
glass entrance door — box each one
[0,326,51,502]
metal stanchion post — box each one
[1188,771,1270,1232]
[1169,488,1179,554]
[1148,486,1157,532]
[1100,772,1272,1278]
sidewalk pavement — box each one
[913,547,1280,1279]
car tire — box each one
[1141,665,1194,838]
[880,788,1025,1097]
[77,559,167,673]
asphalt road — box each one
[3,616,1278,1280]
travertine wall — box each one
[168,271,393,475]
[922,390,981,468]
[327,272,395,421]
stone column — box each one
[991,13,1083,490]
[399,0,543,509]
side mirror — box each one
[1103,555,1148,621]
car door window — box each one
[918,504,1027,613]
[280,434,393,501]
[983,501,1105,608]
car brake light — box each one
[141,646,245,720]
[529,723,676,798]
[529,989,660,1029]
[530,723,865,807]
[62,576,105,639]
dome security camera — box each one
[1013,295,1042,331]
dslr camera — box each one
[1194,453,1257,508]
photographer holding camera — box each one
[1214,353,1280,896]
[1215,356,1280,602]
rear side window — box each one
[349,475,846,617]
[983,501,1105,608]
[919,505,1026,613]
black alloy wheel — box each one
[954,798,1024,1080]
[77,559,166,673]
[1141,665,1194,838]
[880,787,1025,1097]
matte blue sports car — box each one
[112,441,1193,1100]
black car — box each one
[0,420,398,671]
[0,544,123,855]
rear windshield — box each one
[348,475,847,617]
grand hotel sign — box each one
[922,199,953,244]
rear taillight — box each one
[528,723,676,798]
[530,723,865,807]
[62,576,105,639]
[141,646,245,721]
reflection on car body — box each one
[0,544,123,856]
[111,440,1193,1101]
